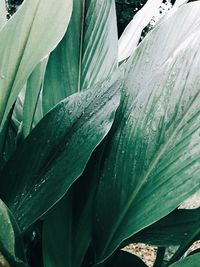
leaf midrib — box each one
[12,82,119,217]
[100,67,200,259]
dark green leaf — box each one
[168,221,200,264]
[43,192,74,267]
[124,209,200,247]
[169,253,200,267]
[43,146,104,267]
[42,0,118,114]
[0,72,121,231]
[100,250,148,267]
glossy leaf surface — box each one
[0,0,72,132]
[124,209,200,247]
[94,3,200,262]
[42,0,118,114]
[123,2,200,103]
[0,73,121,231]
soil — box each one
[123,241,200,266]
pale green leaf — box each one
[124,2,200,102]
[171,0,189,11]
[23,59,48,137]
[43,192,74,267]
[0,0,72,133]
[118,0,162,62]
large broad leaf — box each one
[43,147,102,267]
[0,0,72,133]
[118,0,162,62]
[123,209,200,247]
[169,254,200,267]
[124,2,200,102]
[42,3,118,264]
[0,72,121,231]
[0,199,26,267]
[43,190,93,267]
[93,3,200,263]
[42,0,118,114]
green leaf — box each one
[0,72,121,231]
[0,0,72,133]
[0,0,7,29]
[93,2,200,263]
[124,2,200,102]
[118,0,162,62]
[23,59,48,137]
[43,146,104,267]
[0,200,15,257]
[2,121,17,164]
[42,0,118,114]
[100,250,148,267]
[43,191,92,267]
[43,192,74,267]
[169,254,200,267]
[167,213,200,264]
[0,199,26,267]
[124,209,200,247]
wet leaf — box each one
[0,0,72,133]
[42,0,118,114]
[0,72,122,231]
[94,2,200,262]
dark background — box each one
[5,0,197,36]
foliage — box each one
[116,0,148,35]
[0,0,200,267]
